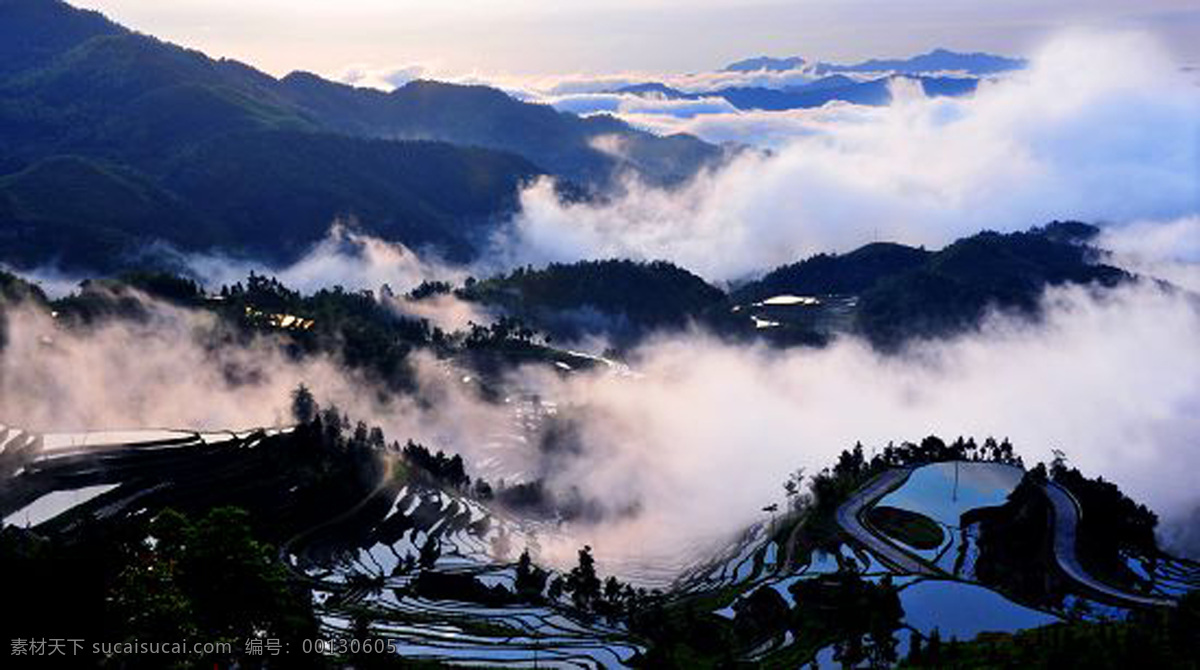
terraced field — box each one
[5,422,1197,669]
[294,484,646,668]
[0,416,648,668]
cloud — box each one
[0,264,81,300]
[517,66,860,98]
[615,104,842,147]
[492,31,1200,282]
[344,65,832,99]
[2,297,339,432]
[4,278,1198,570]
[547,92,739,119]
[513,280,1200,566]
[1098,215,1200,292]
[0,292,517,477]
[337,63,430,90]
[175,222,497,340]
[385,292,495,333]
[179,222,470,295]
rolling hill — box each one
[458,259,727,344]
[722,223,1130,347]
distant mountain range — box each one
[447,222,1129,349]
[813,48,1027,75]
[614,48,1023,112]
[723,48,1026,76]
[0,0,724,272]
[0,1,1036,276]
[615,74,978,111]
[723,55,808,72]
[0,219,1135,353]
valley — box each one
[2,1,1198,667]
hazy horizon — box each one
[69,0,1200,82]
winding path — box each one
[835,468,942,577]
[837,464,1176,608]
[1043,482,1174,608]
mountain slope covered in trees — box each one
[0,0,722,272]
[725,223,1131,347]
[457,259,727,344]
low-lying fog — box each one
[3,29,1198,570]
[3,275,1198,566]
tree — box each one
[906,630,923,665]
[927,628,942,665]
[602,576,626,621]
[515,549,548,602]
[566,545,601,613]
[367,426,385,450]
[418,535,441,570]
[547,576,564,602]
[785,468,807,511]
[290,384,317,424]
[109,507,316,655]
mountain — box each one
[0,134,539,270]
[720,48,1024,76]
[816,48,1027,75]
[272,75,722,186]
[723,55,807,72]
[723,223,1129,347]
[0,0,723,272]
[793,74,858,91]
[0,0,122,78]
[0,1,721,182]
[613,47,1020,111]
[732,242,932,304]
[720,74,976,110]
[458,259,726,344]
[615,74,978,112]
[855,226,1127,346]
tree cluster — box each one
[545,546,653,623]
[901,591,1200,669]
[1049,459,1160,588]
[401,440,470,490]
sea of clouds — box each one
[3,29,1199,568]
[490,31,1198,282]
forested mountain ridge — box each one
[616,74,979,112]
[457,259,727,344]
[0,0,722,272]
[725,223,1133,348]
[0,0,720,181]
[721,48,1025,76]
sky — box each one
[70,0,1200,80]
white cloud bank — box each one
[179,222,469,296]
[494,31,1199,282]
[519,281,1200,565]
[3,280,1198,566]
[0,295,511,468]
[1098,215,1200,292]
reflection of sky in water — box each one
[901,580,1059,639]
[40,430,188,450]
[878,462,1024,527]
[3,484,119,527]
